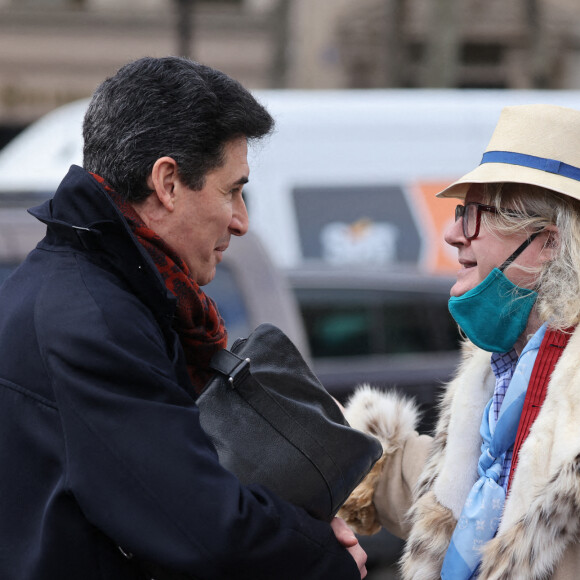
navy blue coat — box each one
[0,166,359,580]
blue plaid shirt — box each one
[490,349,519,490]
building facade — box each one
[1,0,580,132]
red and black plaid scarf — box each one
[91,173,227,393]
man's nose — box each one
[230,197,249,236]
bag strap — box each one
[209,349,346,517]
[210,348,251,387]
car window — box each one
[204,264,252,346]
[294,287,460,358]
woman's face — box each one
[444,184,550,298]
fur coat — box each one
[339,328,580,579]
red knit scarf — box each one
[91,173,227,393]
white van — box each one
[2,90,580,425]
[5,90,580,273]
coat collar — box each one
[29,165,176,328]
[431,344,494,519]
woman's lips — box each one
[459,259,476,269]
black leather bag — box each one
[196,323,382,522]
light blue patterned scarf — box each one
[441,323,547,580]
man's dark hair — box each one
[83,56,274,202]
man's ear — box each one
[147,157,180,212]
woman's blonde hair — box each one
[480,182,580,330]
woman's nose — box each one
[444,213,467,247]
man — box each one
[339,103,580,579]
[0,57,366,579]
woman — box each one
[339,103,580,579]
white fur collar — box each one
[432,346,494,519]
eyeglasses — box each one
[454,202,500,240]
[456,202,538,241]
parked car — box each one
[289,266,459,432]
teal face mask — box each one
[448,234,539,353]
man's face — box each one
[160,137,250,286]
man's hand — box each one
[331,516,368,578]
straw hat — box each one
[437,104,580,201]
